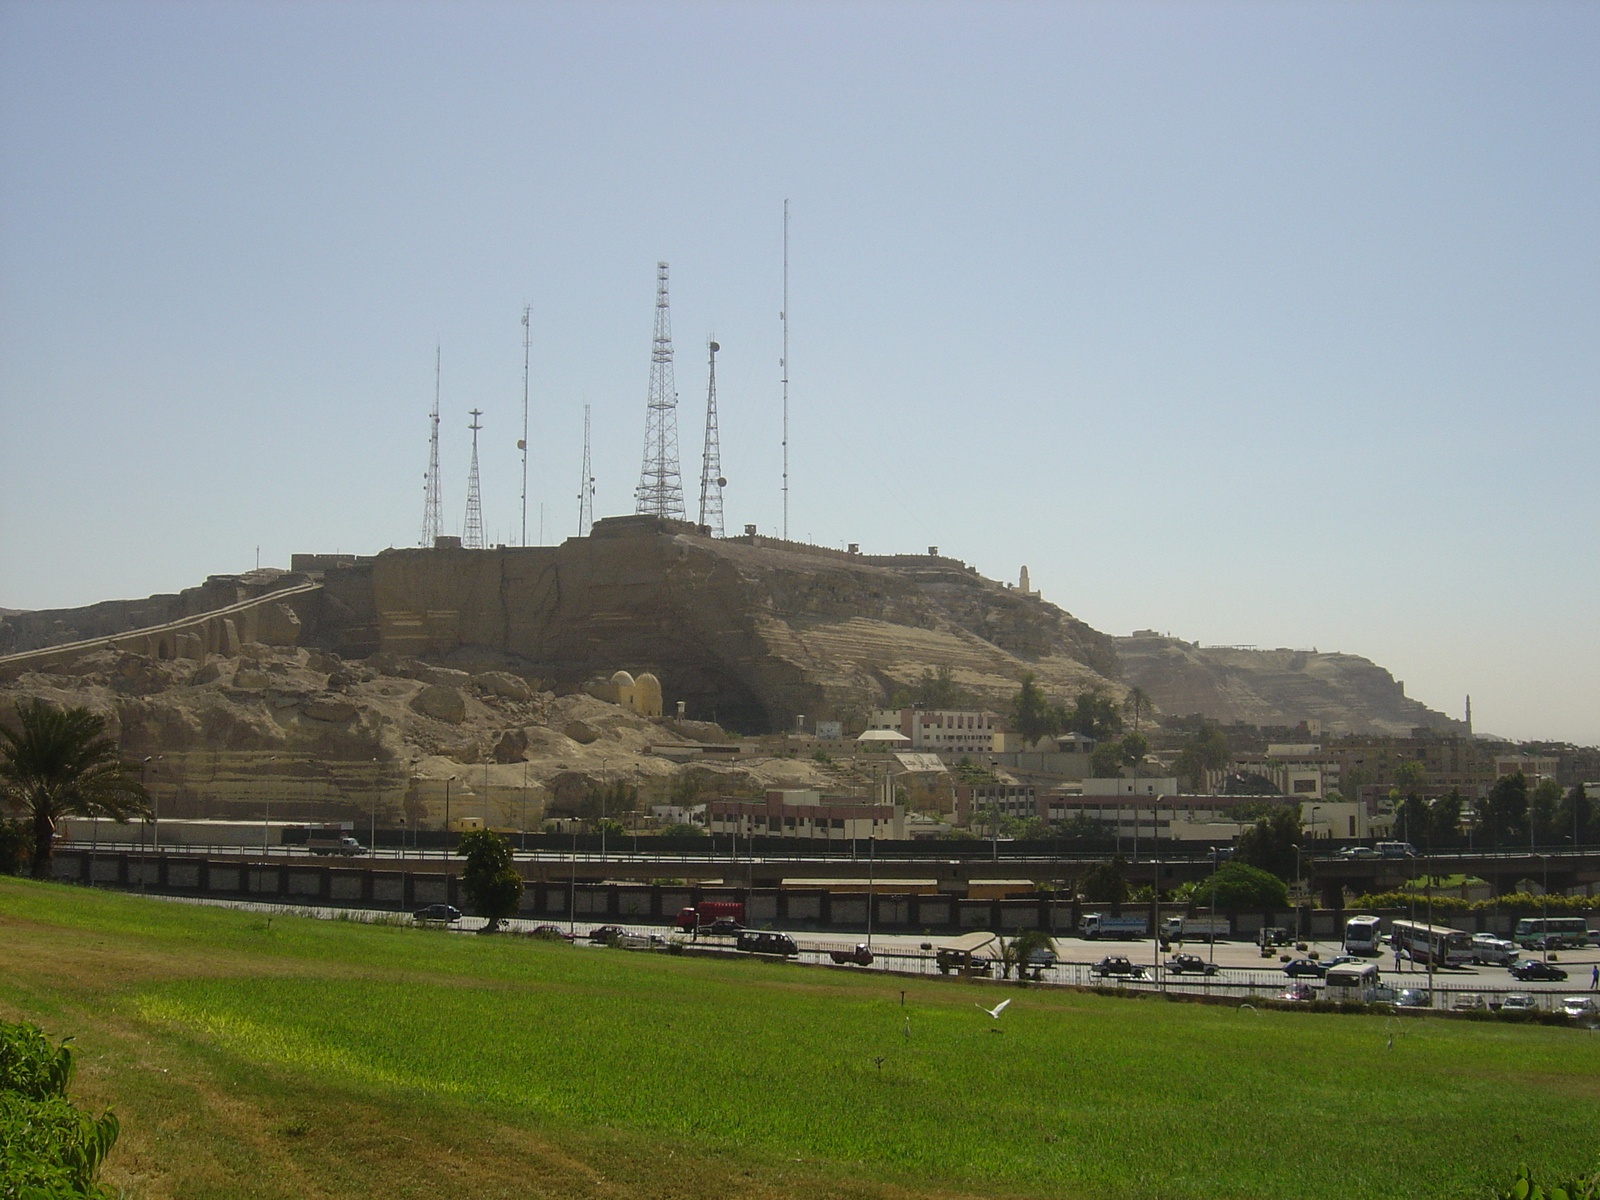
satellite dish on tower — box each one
[717,477,726,488]
[709,341,720,353]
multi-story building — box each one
[953,782,1037,826]
[868,708,999,756]
[706,789,905,841]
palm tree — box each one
[1122,687,1154,734]
[0,701,149,879]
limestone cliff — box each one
[1114,633,1463,736]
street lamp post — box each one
[444,776,457,855]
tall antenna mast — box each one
[577,402,594,535]
[698,338,726,537]
[463,408,485,549]
[635,261,686,519]
[781,200,789,540]
[519,304,530,545]
[420,345,443,546]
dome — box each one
[609,670,636,687]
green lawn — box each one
[2,878,1596,1200]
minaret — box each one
[635,262,686,519]
[698,338,726,536]
[1465,695,1473,737]
[462,409,485,549]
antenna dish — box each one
[516,438,526,451]
[716,477,726,488]
[709,341,720,353]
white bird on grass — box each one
[975,998,1012,1020]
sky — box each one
[1,1,1596,745]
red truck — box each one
[676,902,744,932]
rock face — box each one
[352,517,1119,732]
[1114,633,1463,736]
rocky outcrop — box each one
[1114,633,1462,736]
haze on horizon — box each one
[1,2,1595,746]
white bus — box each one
[1513,917,1593,951]
[1343,915,1383,956]
[1389,919,1473,967]
[1324,962,1381,1004]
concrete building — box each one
[868,708,999,755]
[706,788,906,841]
[953,782,1038,826]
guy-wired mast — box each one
[462,409,485,549]
[420,345,443,546]
[697,338,726,537]
[634,262,686,519]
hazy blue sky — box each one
[2,1,1596,744]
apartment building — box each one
[706,788,906,841]
[868,707,999,755]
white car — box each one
[1470,934,1517,966]
[1500,993,1537,1013]
[1559,996,1599,1021]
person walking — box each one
[1590,962,1597,991]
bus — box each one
[1343,915,1383,956]
[1513,917,1594,951]
[1389,919,1473,967]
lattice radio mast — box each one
[577,402,595,535]
[635,262,686,519]
[781,200,789,540]
[519,304,530,546]
[698,338,726,537]
[420,345,443,546]
[462,408,485,548]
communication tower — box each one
[634,262,686,519]
[781,200,789,540]
[519,304,531,546]
[698,338,726,537]
[463,409,485,549]
[420,345,443,547]
[577,402,595,535]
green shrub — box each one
[1348,891,1597,915]
[0,1021,119,1198]
[1494,1162,1599,1200]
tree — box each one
[999,929,1057,980]
[0,701,148,879]
[1395,790,1430,846]
[1173,726,1228,791]
[1234,807,1301,882]
[456,828,523,932]
[1427,790,1463,847]
[1122,687,1154,734]
[1010,673,1059,748]
[1120,732,1149,776]
[660,822,707,838]
[1393,761,1426,793]
[1530,777,1563,844]
[1555,783,1593,847]
[1480,772,1528,846]
[916,665,964,710]
[1068,689,1123,741]
[0,817,29,875]
[1080,854,1128,904]
[1191,862,1290,911]
[1089,741,1126,779]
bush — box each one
[1494,1162,1599,1200]
[1348,890,1597,915]
[0,1020,119,1198]
[0,819,29,876]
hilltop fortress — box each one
[1,515,1456,739]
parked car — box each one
[587,925,627,944]
[412,904,462,924]
[1339,846,1381,860]
[1322,955,1364,971]
[1559,996,1600,1021]
[1499,993,1538,1012]
[1470,934,1517,966]
[1276,983,1316,1002]
[705,917,743,936]
[1510,959,1568,982]
[1164,954,1219,976]
[1395,988,1432,1009]
[530,924,573,941]
[1451,993,1488,1012]
[1091,956,1146,979]
[1283,959,1328,979]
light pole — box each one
[141,756,161,892]
[599,759,609,863]
[444,776,457,855]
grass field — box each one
[2,879,1597,1200]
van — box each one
[736,931,799,958]
[1376,841,1417,859]
[1323,962,1380,1003]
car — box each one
[1499,993,1538,1012]
[531,924,574,941]
[1283,958,1328,979]
[412,904,462,924]
[1559,996,1600,1021]
[1451,993,1488,1012]
[1395,988,1432,1009]
[587,924,627,943]
[1276,983,1316,1002]
[1470,934,1517,966]
[1164,954,1219,976]
[1091,956,1147,979]
[1339,846,1381,859]
[1510,959,1568,982]
[1322,955,1364,971]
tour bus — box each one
[1389,919,1474,967]
[1323,961,1381,1004]
[1343,915,1384,956]
[1513,917,1594,951]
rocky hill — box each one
[1114,632,1463,736]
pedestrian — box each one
[1590,963,1597,991]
